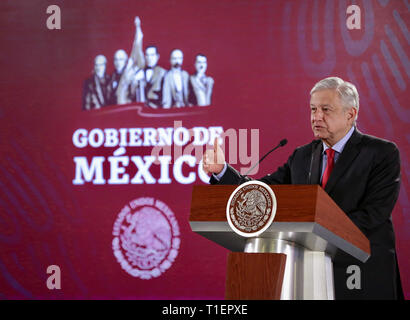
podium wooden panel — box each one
[225,253,286,300]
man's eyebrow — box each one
[311,103,332,107]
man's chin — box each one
[312,130,326,140]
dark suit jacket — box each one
[82,74,110,110]
[211,128,403,300]
[162,69,190,108]
[145,66,166,108]
[107,70,123,106]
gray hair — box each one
[310,77,359,122]
[94,54,107,64]
[114,49,128,59]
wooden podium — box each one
[189,185,370,300]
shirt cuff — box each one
[212,162,228,181]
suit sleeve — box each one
[130,23,145,69]
[162,74,172,108]
[209,150,295,185]
[116,70,132,105]
[82,79,90,110]
[348,143,401,232]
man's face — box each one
[114,50,127,72]
[195,56,207,75]
[94,56,106,78]
[145,47,159,68]
[310,89,356,146]
[170,50,183,69]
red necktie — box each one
[322,148,335,188]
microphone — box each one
[242,139,288,177]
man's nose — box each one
[312,109,323,121]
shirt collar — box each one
[323,126,355,154]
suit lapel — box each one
[324,128,363,193]
[182,71,189,101]
[150,67,161,85]
[94,74,105,106]
[309,140,322,184]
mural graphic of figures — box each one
[82,16,214,110]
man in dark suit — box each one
[162,49,190,108]
[202,77,403,299]
[82,54,110,110]
[189,54,214,106]
[143,46,166,108]
[107,49,128,106]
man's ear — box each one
[347,106,357,121]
